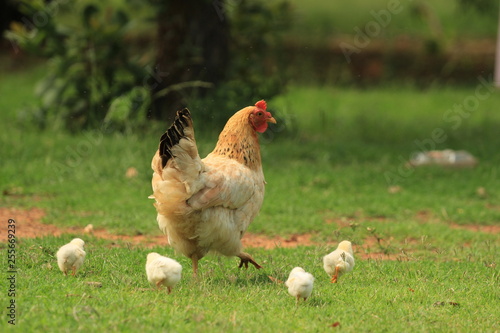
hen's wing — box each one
[187,155,257,211]
[152,109,259,217]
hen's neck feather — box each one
[209,107,262,170]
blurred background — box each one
[1,0,499,130]
[1,0,500,235]
[1,4,498,329]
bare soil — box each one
[2,207,498,260]
[0,207,318,248]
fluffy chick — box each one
[323,240,355,283]
[285,267,314,304]
[83,223,94,234]
[146,252,182,294]
[56,238,86,276]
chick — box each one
[323,240,355,283]
[83,223,94,234]
[56,238,86,276]
[285,267,314,304]
[146,252,182,294]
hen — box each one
[150,100,276,276]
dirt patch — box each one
[0,207,316,249]
[325,215,391,228]
[242,233,316,249]
[0,207,61,242]
[0,206,400,259]
[89,230,170,248]
[449,223,500,234]
[356,236,411,261]
[3,207,494,260]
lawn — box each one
[5,237,499,332]
[0,62,499,332]
[275,0,499,42]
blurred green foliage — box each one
[6,0,151,132]
[457,0,498,14]
[5,0,292,132]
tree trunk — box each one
[150,0,229,122]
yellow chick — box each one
[83,224,94,234]
[56,238,86,276]
[323,240,355,283]
[146,252,182,294]
[285,267,314,304]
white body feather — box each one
[56,238,86,275]
[153,155,264,258]
[146,252,182,291]
[285,267,314,301]
[323,240,355,279]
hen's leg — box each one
[237,252,262,269]
[191,255,199,277]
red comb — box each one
[255,100,267,110]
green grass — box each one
[1,237,498,332]
[277,0,499,42]
[1,64,499,331]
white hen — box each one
[323,240,355,283]
[146,252,182,294]
[56,238,86,276]
[285,267,314,304]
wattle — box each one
[255,122,268,133]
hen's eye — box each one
[257,112,263,116]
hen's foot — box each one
[237,252,262,269]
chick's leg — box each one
[71,266,77,276]
[237,252,262,269]
[330,266,340,283]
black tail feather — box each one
[159,108,192,168]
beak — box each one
[267,116,277,124]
